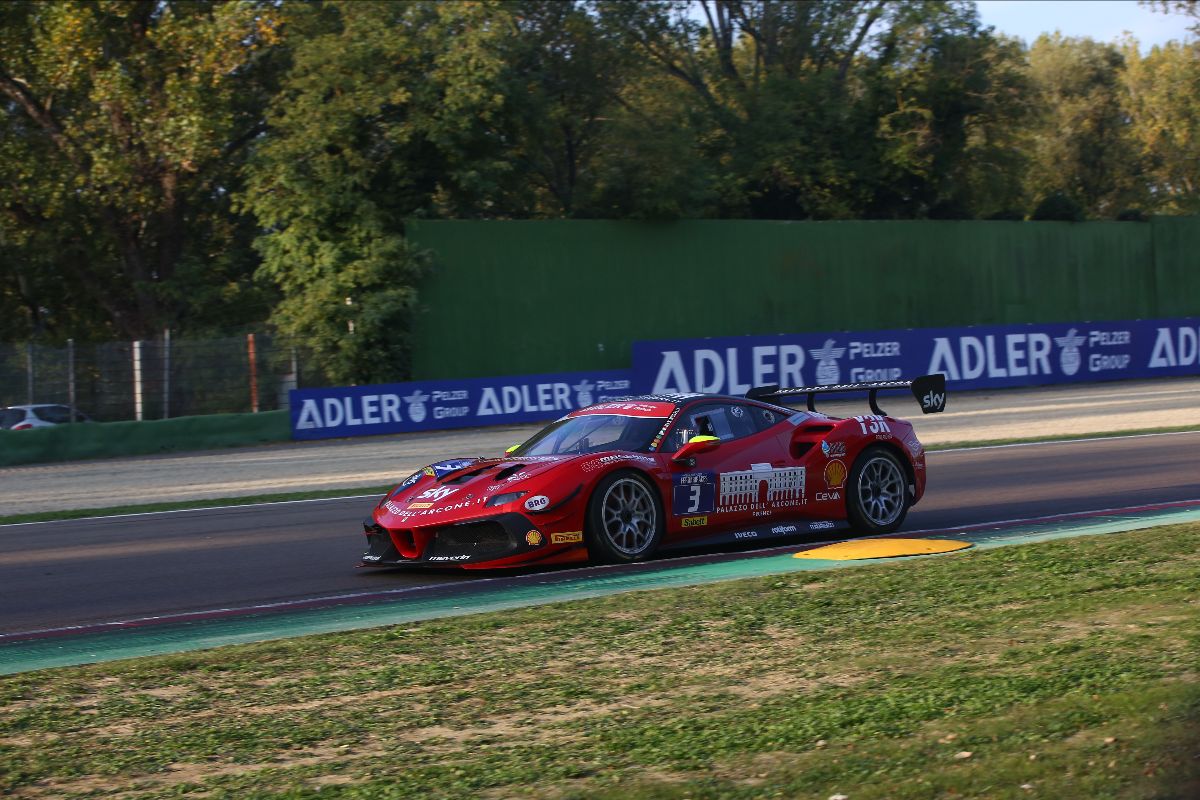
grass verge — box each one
[5,425,1199,528]
[2,523,1197,799]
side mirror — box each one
[671,434,721,465]
[504,444,521,456]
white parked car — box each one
[1,404,93,430]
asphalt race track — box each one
[1,432,1197,637]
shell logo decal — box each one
[824,459,847,490]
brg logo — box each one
[809,339,846,385]
[403,390,429,422]
[1054,329,1085,376]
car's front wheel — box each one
[846,445,910,534]
[585,470,664,563]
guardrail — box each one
[0,411,289,468]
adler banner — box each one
[289,370,633,441]
[631,318,1200,396]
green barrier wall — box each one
[406,217,1200,379]
[0,410,290,468]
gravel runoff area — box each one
[2,377,1198,518]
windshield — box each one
[511,414,663,457]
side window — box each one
[750,404,785,432]
[34,406,73,424]
[664,402,759,452]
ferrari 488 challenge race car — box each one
[361,375,946,569]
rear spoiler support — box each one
[746,373,947,415]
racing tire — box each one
[846,445,910,534]
[585,470,664,563]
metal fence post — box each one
[133,340,143,422]
[67,338,75,413]
[162,328,171,419]
[247,333,259,413]
[25,341,33,404]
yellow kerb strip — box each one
[793,538,972,560]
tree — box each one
[595,0,1034,219]
[1023,34,1147,218]
[1121,38,1200,213]
[241,1,512,384]
[596,0,895,218]
[0,0,282,341]
[1142,0,1200,36]
[859,7,1034,218]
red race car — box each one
[361,375,946,569]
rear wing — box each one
[746,373,947,416]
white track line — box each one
[0,494,381,528]
[929,428,1200,453]
[3,429,1198,529]
[8,497,1199,642]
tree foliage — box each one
[0,0,284,340]
[1023,34,1147,218]
[2,0,1198,380]
[1121,38,1200,213]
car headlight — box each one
[486,491,526,507]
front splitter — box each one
[3,499,1199,675]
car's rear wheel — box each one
[585,470,664,563]
[846,446,909,534]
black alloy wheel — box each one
[584,470,665,563]
[846,445,910,534]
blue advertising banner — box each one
[289,370,633,441]
[631,318,1200,396]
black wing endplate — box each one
[747,373,947,415]
[910,373,947,414]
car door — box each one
[663,401,802,537]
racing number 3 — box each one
[672,473,716,516]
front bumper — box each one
[360,512,571,568]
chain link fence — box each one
[0,334,333,421]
